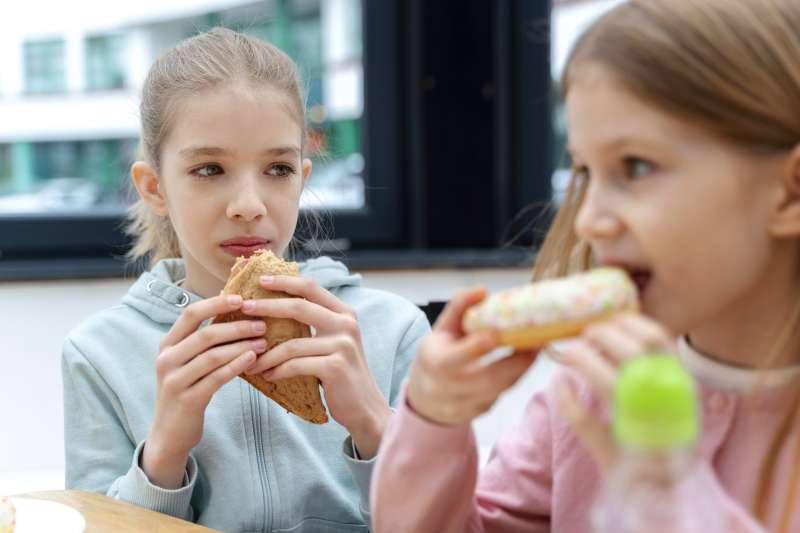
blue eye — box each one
[623,157,655,179]
[191,164,224,179]
[266,164,296,178]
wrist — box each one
[141,435,191,490]
[406,378,444,425]
[349,403,392,460]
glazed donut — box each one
[462,267,639,349]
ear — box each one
[301,158,313,186]
[769,144,800,238]
[131,161,169,217]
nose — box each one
[226,174,267,222]
[573,179,623,242]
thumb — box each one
[433,287,487,335]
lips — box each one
[597,258,652,299]
[220,236,270,258]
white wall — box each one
[0,267,554,496]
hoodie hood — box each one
[122,256,362,326]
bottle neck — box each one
[615,444,695,487]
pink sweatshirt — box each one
[371,338,800,532]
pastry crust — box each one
[214,250,328,424]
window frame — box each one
[0,0,553,280]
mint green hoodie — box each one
[62,257,429,532]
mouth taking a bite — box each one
[597,258,652,299]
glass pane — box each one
[85,34,127,91]
[1,0,364,217]
[24,40,66,94]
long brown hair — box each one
[541,0,800,529]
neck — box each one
[688,249,800,370]
[180,254,226,299]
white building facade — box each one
[0,0,363,209]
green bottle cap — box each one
[613,355,698,449]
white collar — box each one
[677,337,800,394]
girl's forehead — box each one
[165,85,303,153]
[176,83,297,117]
[565,68,709,155]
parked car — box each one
[0,177,101,214]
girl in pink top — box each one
[371,1,800,532]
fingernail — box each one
[252,321,266,333]
[242,300,256,312]
[260,276,274,285]
[227,295,242,306]
[252,339,267,352]
[261,369,274,379]
[242,350,256,363]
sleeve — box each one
[62,338,197,521]
[371,381,555,533]
[341,435,378,526]
[371,385,480,533]
[344,308,430,528]
[388,310,431,406]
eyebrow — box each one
[179,145,301,159]
[566,138,666,160]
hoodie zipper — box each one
[250,387,273,532]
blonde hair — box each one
[126,27,308,266]
[541,1,800,529]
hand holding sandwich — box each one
[142,295,267,489]
[241,274,392,459]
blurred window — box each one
[85,34,127,91]
[24,39,66,94]
[0,145,12,193]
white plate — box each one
[9,498,86,533]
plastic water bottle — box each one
[592,355,724,533]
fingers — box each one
[258,275,351,315]
[449,330,500,363]
[578,313,677,367]
[258,353,329,382]
[188,350,259,402]
[175,337,267,389]
[581,323,644,365]
[470,350,539,392]
[613,314,676,352]
[244,336,341,375]
[240,297,346,333]
[163,318,267,368]
[433,287,488,334]
[557,339,617,399]
[162,294,243,349]
[556,313,677,412]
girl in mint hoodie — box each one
[372,1,800,532]
[62,28,428,533]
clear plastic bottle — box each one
[592,355,725,533]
